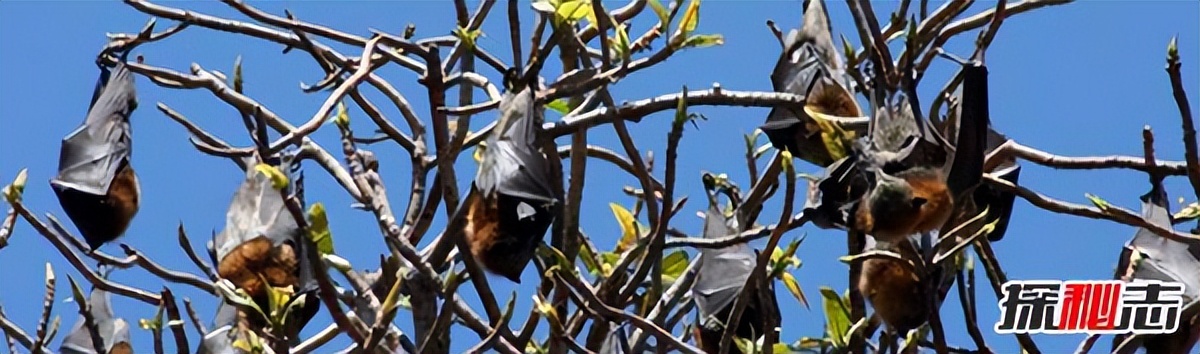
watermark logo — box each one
[994,280,1185,335]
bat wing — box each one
[1118,184,1200,301]
[52,62,137,196]
[60,288,131,354]
[197,302,241,354]
[692,203,755,320]
[943,63,990,199]
[805,154,866,230]
[214,157,303,261]
[475,88,557,205]
[976,127,1021,241]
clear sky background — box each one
[1,1,1198,353]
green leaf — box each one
[332,101,350,129]
[661,250,690,283]
[1168,36,1179,62]
[452,26,482,50]
[673,86,690,127]
[733,336,757,354]
[536,243,576,277]
[1085,193,1111,211]
[676,0,701,37]
[578,242,601,276]
[802,105,856,162]
[612,23,631,62]
[473,141,488,164]
[546,98,572,115]
[1175,202,1200,221]
[254,163,289,190]
[820,286,851,348]
[780,272,809,309]
[840,33,855,65]
[306,202,335,255]
[599,251,621,277]
[555,0,594,24]
[2,168,28,203]
[682,34,724,48]
[648,0,670,31]
[610,202,639,252]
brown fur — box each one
[217,237,298,298]
[856,168,954,244]
[458,195,496,273]
[860,254,929,333]
[105,163,140,238]
[109,341,133,354]
[808,80,863,118]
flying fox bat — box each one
[852,60,990,244]
[1112,173,1200,354]
[760,0,865,167]
[59,269,133,354]
[210,154,319,338]
[858,238,930,335]
[464,85,558,283]
[691,177,780,353]
[197,301,241,354]
[51,61,140,251]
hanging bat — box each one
[50,61,140,251]
[852,60,990,244]
[197,301,239,354]
[691,178,780,353]
[858,238,929,335]
[59,269,133,354]
[1112,173,1200,354]
[211,154,319,338]
[464,85,558,283]
[760,0,865,167]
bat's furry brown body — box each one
[55,161,140,250]
[859,248,929,334]
[216,236,298,298]
[465,192,554,283]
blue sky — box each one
[1,1,1198,353]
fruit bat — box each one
[464,85,558,283]
[858,237,929,335]
[691,182,780,353]
[852,61,989,244]
[59,270,133,354]
[1112,175,1200,354]
[761,0,865,167]
[210,154,319,338]
[51,61,140,250]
